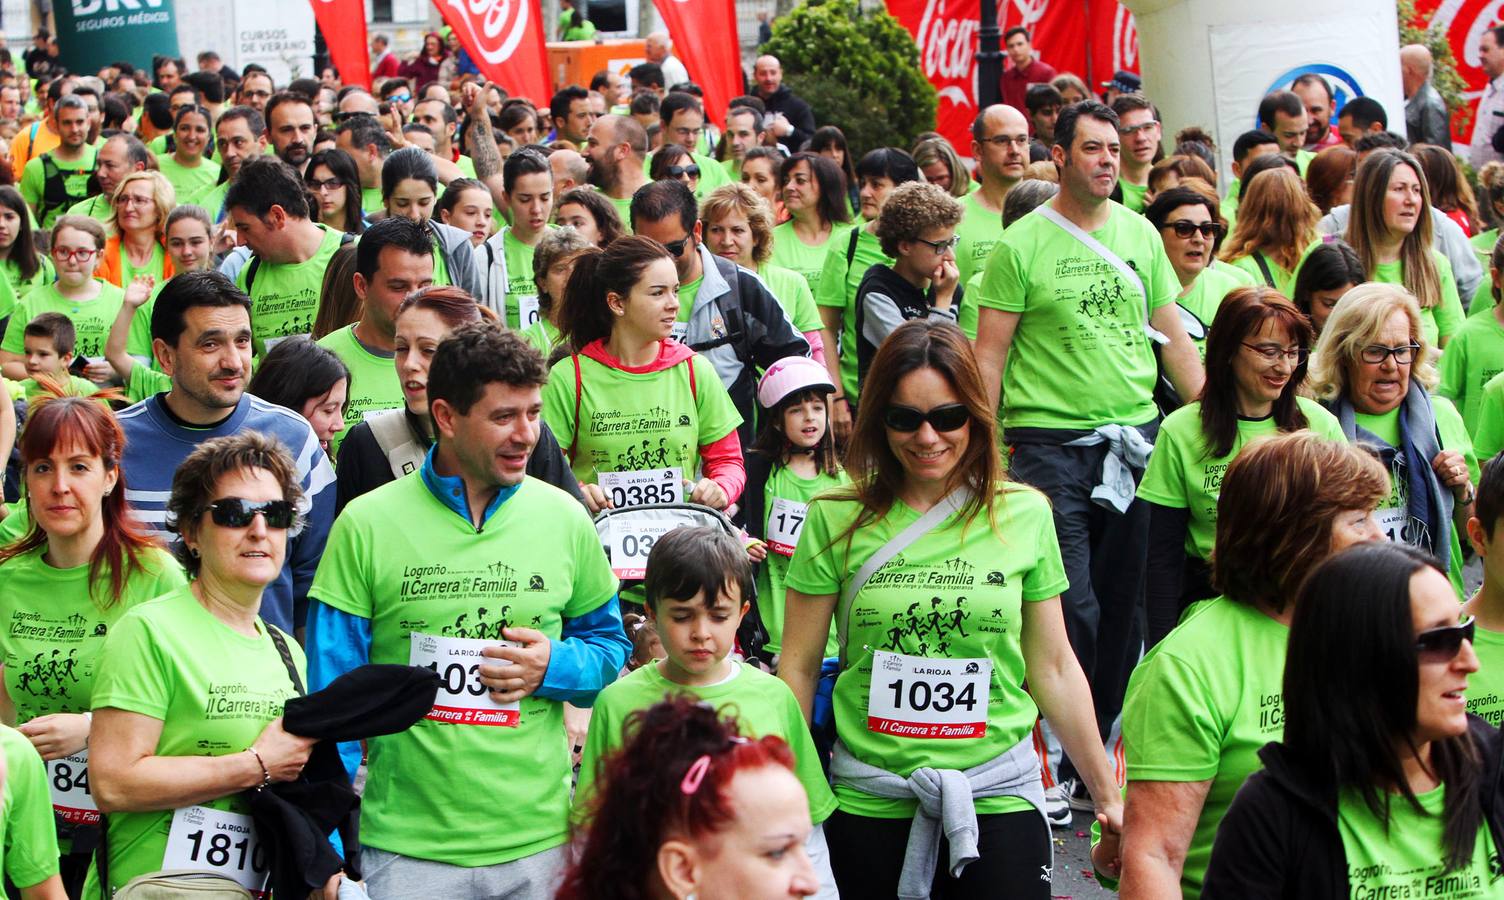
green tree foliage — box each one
[761,0,937,156]
[1399,0,1469,131]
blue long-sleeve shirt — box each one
[307,448,629,781]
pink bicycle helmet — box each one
[757,356,836,409]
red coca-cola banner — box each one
[1411,0,1503,146]
[311,0,371,90]
[886,0,1138,156]
[433,0,551,102]
[653,0,742,125]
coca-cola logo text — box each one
[918,0,978,108]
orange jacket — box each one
[94,234,175,288]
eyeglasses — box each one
[205,497,296,529]
[914,235,960,253]
[1359,343,1421,365]
[50,247,97,262]
[661,237,691,257]
[115,194,154,207]
[665,164,700,179]
[978,134,1030,147]
[1119,121,1160,136]
[306,178,344,193]
[240,89,271,100]
[1241,342,1308,365]
[882,403,970,433]
[1165,220,1222,240]
[1416,615,1474,663]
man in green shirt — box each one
[20,95,94,229]
[334,113,392,216]
[195,106,266,222]
[224,157,348,349]
[307,323,629,896]
[650,92,731,199]
[1258,90,1314,175]
[483,149,553,329]
[973,100,1205,801]
[955,104,1029,288]
[719,106,765,181]
[548,85,596,148]
[583,113,649,224]
[1113,93,1160,214]
[265,91,316,177]
[319,217,433,457]
[67,132,149,222]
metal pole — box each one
[977,0,1001,108]
[314,23,329,79]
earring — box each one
[189,547,200,558]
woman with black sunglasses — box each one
[1202,541,1501,899]
[84,432,343,898]
[1144,186,1249,363]
[778,319,1120,898]
[0,391,185,896]
[649,142,701,195]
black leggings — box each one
[824,806,1052,899]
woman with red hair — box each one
[559,697,821,900]
[0,389,185,894]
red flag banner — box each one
[885,0,1138,157]
[434,0,551,102]
[1411,0,1497,146]
[311,0,371,90]
[653,0,742,125]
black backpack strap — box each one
[1251,252,1276,288]
[267,625,306,696]
[244,255,262,294]
[845,227,860,270]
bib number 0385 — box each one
[866,650,992,739]
[599,468,682,508]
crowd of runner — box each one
[0,14,1497,900]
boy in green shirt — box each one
[1464,451,1504,727]
[18,311,97,400]
[578,526,838,894]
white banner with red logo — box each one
[885,0,1138,157]
[652,0,742,125]
[1414,0,1504,147]
[433,0,551,102]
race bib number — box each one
[867,651,992,739]
[1377,506,1408,543]
[409,633,520,727]
[670,321,689,343]
[162,806,269,896]
[47,751,98,825]
[607,517,677,579]
[766,497,808,557]
[517,294,540,328]
[599,468,683,508]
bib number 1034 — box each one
[867,650,991,739]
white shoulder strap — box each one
[1035,205,1168,345]
[365,408,426,478]
[481,231,507,319]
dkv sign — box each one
[57,0,178,73]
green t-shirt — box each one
[1472,227,1498,278]
[1223,252,1295,295]
[309,474,618,866]
[1375,252,1463,346]
[0,545,184,724]
[235,224,345,350]
[814,227,892,403]
[1338,783,1502,898]
[770,221,853,294]
[954,189,1004,288]
[17,373,97,400]
[541,351,741,486]
[1,280,126,360]
[0,724,60,888]
[977,202,1180,430]
[316,324,403,457]
[958,271,982,339]
[1121,597,1290,900]
[785,483,1069,818]
[1353,396,1476,598]
[20,145,97,230]
[755,463,847,656]
[1438,312,1504,436]
[154,154,221,206]
[755,263,823,334]
[1177,267,1247,362]
[1118,177,1148,213]
[0,255,55,309]
[1138,398,1345,559]
[189,181,229,222]
[111,240,170,295]
[1295,149,1314,176]
[1474,371,1504,460]
[84,586,305,895]
[520,318,562,357]
[65,193,112,224]
[124,363,171,404]
[607,194,632,228]
[1465,622,1504,728]
[578,661,837,823]
[361,186,384,216]
[497,226,549,330]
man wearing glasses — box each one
[651,92,731,200]
[192,107,265,224]
[236,70,274,115]
[1112,94,1160,214]
[955,104,1030,292]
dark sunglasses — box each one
[665,164,701,179]
[883,403,970,433]
[662,237,691,257]
[333,111,376,124]
[1165,220,1222,239]
[1416,615,1475,663]
[205,498,296,530]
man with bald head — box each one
[1403,44,1450,147]
[753,54,815,154]
[955,104,1031,302]
[584,114,649,221]
[549,147,587,194]
[644,32,690,89]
